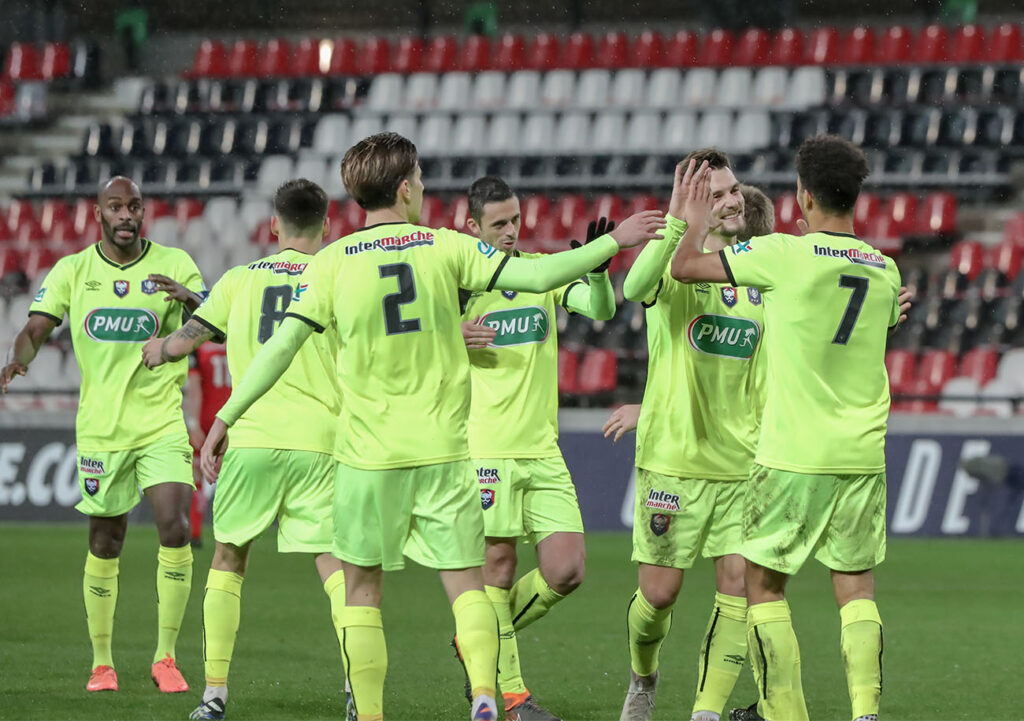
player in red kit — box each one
[184,342,230,546]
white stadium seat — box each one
[785,67,827,109]
[384,115,419,144]
[203,197,238,234]
[732,110,771,152]
[182,216,211,251]
[555,112,592,153]
[591,112,627,153]
[146,216,179,248]
[325,155,346,197]
[718,68,753,109]
[540,70,576,108]
[23,346,61,391]
[660,111,699,152]
[365,73,405,111]
[450,115,487,155]
[979,377,1016,418]
[507,71,541,110]
[418,115,452,156]
[610,69,646,108]
[487,115,521,154]
[520,114,556,154]
[256,155,295,197]
[312,115,350,156]
[406,73,438,110]
[437,72,473,111]
[63,353,81,389]
[646,68,682,109]
[350,115,385,144]
[996,348,1024,386]
[751,67,790,108]
[575,69,611,109]
[681,68,718,109]
[238,197,270,234]
[293,157,328,188]
[624,111,662,153]
[696,110,735,150]
[939,377,979,417]
[472,71,507,108]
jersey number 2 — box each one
[833,275,868,345]
[257,285,293,344]
[380,263,421,335]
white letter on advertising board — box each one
[891,439,941,533]
[940,440,990,535]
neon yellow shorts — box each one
[75,433,193,517]
[473,456,584,543]
[741,463,887,575]
[213,448,335,553]
[334,460,485,572]
[631,468,745,569]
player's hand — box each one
[683,161,714,233]
[200,418,229,482]
[602,404,642,443]
[795,218,809,235]
[0,362,27,394]
[897,286,913,326]
[187,425,206,453]
[570,217,617,273]
[462,318,496,349]
[609,210,667,249]
[148,274,195,304]
[668,158,697,222]
[141,337,166,369]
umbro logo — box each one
[88,585,110,598]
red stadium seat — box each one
[227,39,259,77]
[841,26,876,65]
[596,32,629,69]
[551,194,587,233]
[417,196,445,227]
[990,242,1023,281]
[190,39,227,78]
[291,37,322,77]
[770,28,804,66]
[329,37,359,75]
[392,36,423,74]
[250,220,273,246]
[958,347,1000,386]
[492,33,525,72]
[853,192,880,238]
[917,192,957,235]
[358,36,391,75]
[15,218,44,244]
[4,42,41,81]
[146,198,171,220]
[424,36,458,74]
[39,200,68,235]
[460,35,491,72]
[519,195,550,240]
[0,79,15,116]
[882,193,918,236]
[879,25,912,64]
[577,349,618,394]
[448,196,471,232]
[338,199,364,232]
[7,199,35,232]
[70,198,93,235]
[0,247,22,275]
[626,194,660,215]
[950,24,986,63]
[989,23,1022,62]
[562,32,595,69]
[773,193,801,234]
[734,28,770,66]
[23,246,57,280]
[919,349,957,389]
[1002,213,1024,248]
[698,29,734,67]
[665,30,699,67]
[900,375,939,412]
[47,218,75,244]
[557,348,580,394]
[41,43,70,80]
[259,38,291,78]
[532,216,570,249]
[629,31,664,68]
[948,240,985,281]
[525,33,560,70]
[914,24,949,64]
[804,27,840,64]
[591,193,623,222]
[174,198,204,232]
[885,349,917,394]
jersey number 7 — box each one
[380,263,421,335]
[833,275,868,345]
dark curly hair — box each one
[795,135,869,214]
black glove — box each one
[569,216,616,274]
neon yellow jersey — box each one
[721,231,902,474]
[461,251,580,459]
[287,222,507,470]
[192,248,340,455]
[29,240,205,451]
[635,266,766,481]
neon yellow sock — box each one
[324,570,347,656]
[341,606,387,721]
[840,599,883,720]
[154,544,193,663]
[485,585,526,695]
[453,590,499,699]
[693,592,748,715]
[84,552,119,668]
[509,568,564,632]
[203,569,243,686]
[627,589,673,677]
[747,600,808,721]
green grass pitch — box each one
[1,524,1020,720]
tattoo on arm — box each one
[162,320,214,362]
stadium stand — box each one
[1,23,1023,409]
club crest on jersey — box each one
[721,286,738,307]
[80,457,105,475]
[502,290,517,300]
[650,513,671,536]
[113,280,129,298]
[141,279,158,295]
[84,478,100,496]
[480,488,495,510]
[645,489,681,512]
[478,467,500,484]
[747,288,762,305]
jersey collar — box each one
[95,238,151,270]
[817,230,859,240]
[355,221,406,233]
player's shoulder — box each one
[145,239,198,267]
[727,232,789,257]
[50,245,92,273]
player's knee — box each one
[544,560,585,596]
[155,513,190,548]
[640,584,679,610]
[89,534,124,558]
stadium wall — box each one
[2,413,1023,536]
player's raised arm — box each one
[562,217,618,321]
[669,162,731,284]
[141,318,215,370]
[493,211,666,294]
[1,314,59,393]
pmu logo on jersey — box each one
[813,245,887,269]
[84,478,100,496]
[80,457,105,475]
[84,307,159,342]
[248,259,308,276]
[687,314,761,359]
[747,288,762,305]
[141,279,158,295]
[478,467,500,484]
[721,286,738,307]
[479,306,549,347]
[645,489,681,512]
[113,280,129,297]
[650,513,671,536]
[344,230,435,255]
[480,488,495,510]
